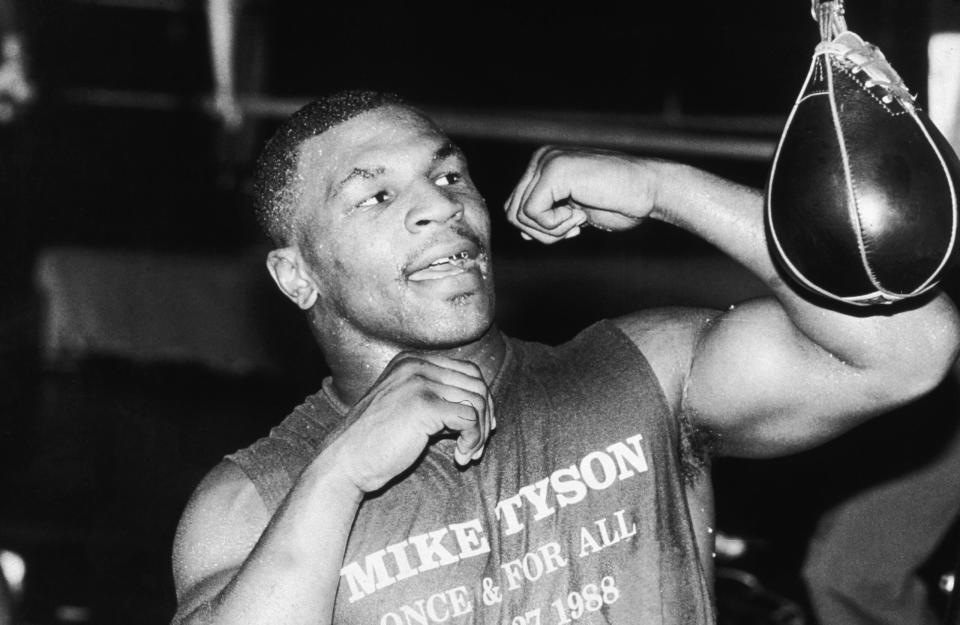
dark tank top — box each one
[227,320,714,624]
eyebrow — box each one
[330,166,385,200]
[329,142,464,201]
[433,142,464,162]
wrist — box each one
[643,159,689,225]
[302,446,366,506]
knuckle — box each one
[462,361,483,377]
[462,394,482,413]
[394,355,427,375]
[541,145,564,161]
[394,351,421,363]
[541,154,563,175]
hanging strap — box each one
[811,0,848,42]
[809,0,916,108]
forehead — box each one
[295,106,450,191]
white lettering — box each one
[400,601,429,625]
[539,541,568,572]
[385,540,419,581]
[342,521,489,601]
[341,549,396,603]
[426,593,450,623]
[500,559,525,591]
[384,587,473,625]
[595,517,620,547]
[579,451,618,490]
[448,520,490,560]
[500,542,569,591]
[409,528,459,573]
[579,526,602,557]
[614,509,637,541]
[494,493,525,536]
[606,434,648,479]
[551,464,587,508]
[352,435,649,603]
[521,552,544,582]
[579,510,638,558]
[495,433,648,530]
[446,586,473,617]
[518,478,556,521]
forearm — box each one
[648,162,776,287]
[178,453,363,625]
[649,160,960,377]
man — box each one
[170,90,960,625]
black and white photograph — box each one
[1,1,959,624]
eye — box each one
[356,190,391,208]
[434,172,462,187]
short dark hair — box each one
[253,90,406,246]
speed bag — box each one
[766,25,959,306]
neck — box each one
[318,322,507,408]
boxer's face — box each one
[293,106,495,349]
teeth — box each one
[429,251,469,267]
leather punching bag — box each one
[766,0,959,306]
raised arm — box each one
[505,147,960,457]
[171,354,495,625]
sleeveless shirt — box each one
[227,320,714,624]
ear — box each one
[266,247,320,310]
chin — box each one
[422,316,494,350]
[406,293,495,349]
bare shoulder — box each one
[172,460,269,613]
[612,306,720,412]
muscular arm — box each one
[637,162,958,456]
[172,354,495,625]
[172,456,362,625]
[506,148,960,457]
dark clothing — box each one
[802,365,960,625]
[228,321,714,624]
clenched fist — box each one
[323,353,496,494]
[505,146,663,243]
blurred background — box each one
[0,1,958,624]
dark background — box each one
[0,2,957,624]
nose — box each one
[403,182,464,233]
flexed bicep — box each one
[681,298,906,458]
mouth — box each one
[405,243,485,283]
